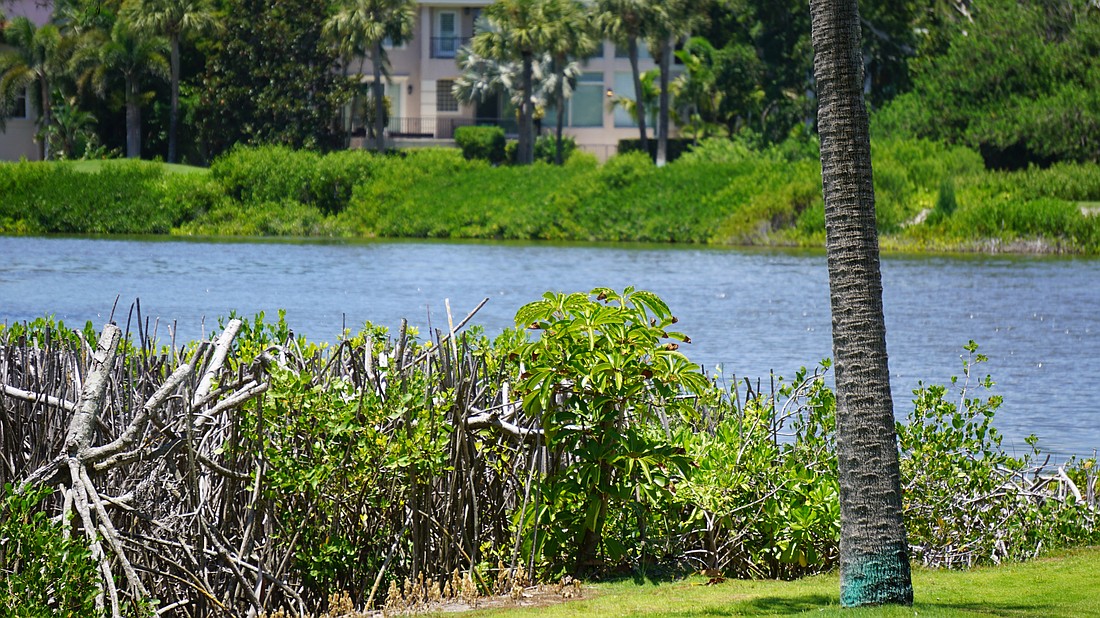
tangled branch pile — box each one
[2,291,1097,617]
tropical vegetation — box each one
[4,138,1100,253]
[1,299,1097,615]
[0,0,1096,169]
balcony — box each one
[430,36,471,59]
[385,116,518,140]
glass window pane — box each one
[571,83,603,127]
[613,72,636,128]
[437,80,459,112]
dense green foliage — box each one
[513,288,710,572]
[3,294,1099,611]
[0,158,199,233]
[0,484,100,616]
[455,125,508,164]
[197,0,347,155]
[4,139,1100,252]
[874,0,1100,168]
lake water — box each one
[1,235,1097,457]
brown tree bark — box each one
[808,0,913,606]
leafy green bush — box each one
[210,144,321,205]
[0,160,183,233]
[618,137,694,163]
[454,126,507,164]
[677,365,840,578]
[533,134,576,164]
[679,136,760,165]
[310,150,381,215]
[899,342,1100,566]
[158,172,226,224]
[871,0,1100,167]
[1,484,100,616]
[178,198,327,236]
[513,288,710,573]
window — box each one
[570,73,604,127]
[433,10,458,58]
[611,72,657,129]
[613,72,636,128]
[436,79,459,112]
[546,73,604,128]
[13,87,28,119]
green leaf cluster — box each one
[512,287,710,572]
[0,484,101,616]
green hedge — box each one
[618,137,695,163]
[3,139,1100,253]
[454,126,507,164]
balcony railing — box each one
[430,36,470,59]
[386,116,518,140]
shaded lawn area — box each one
[445,547,1099,617]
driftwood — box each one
[1,300,540,617]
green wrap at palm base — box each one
[840,542,914,607]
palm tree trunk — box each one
[554,56,566,166]
[809,0,912,607]
[39,77,51,161]
[519,52,534,165]
[168,35,180,163]
[656,37,672,167]
[627,37,648,156]
[126,77,141,158]
[372,43,386,152]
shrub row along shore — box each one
[2,290,1098,616]
[2,137,1100,253]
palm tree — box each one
[596,0,650,154]
[0,17,64,159]
[324,0,416,153]
[542,0,597,165]
[44,94,97,158]
[644,0,705,166]
[474,0,554,165]
[77,18,169,158]
[121,0,219,163]
[808,0,913,607]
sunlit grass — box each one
[66,159,208,174]
[447,547,1100,617]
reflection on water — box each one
[1,236,1097,457]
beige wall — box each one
[0,114,40,161]
[1,0,51,161]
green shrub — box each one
[158,172,226,225]
[598,151,653,189]
[679,136,759,165]
[178,198,327,236]
[899,342,1100,566]
[618,137,694,163]
[513,288,710,573]
[210,144,320,205]
[454,125,507,164]
[1,484,100,616]
[0,160,177,233]
[311,150,380,215]
[533,133,576,164]
[677,365,840,578]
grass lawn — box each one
[447,547,1100,617]
[66,159,208,174]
